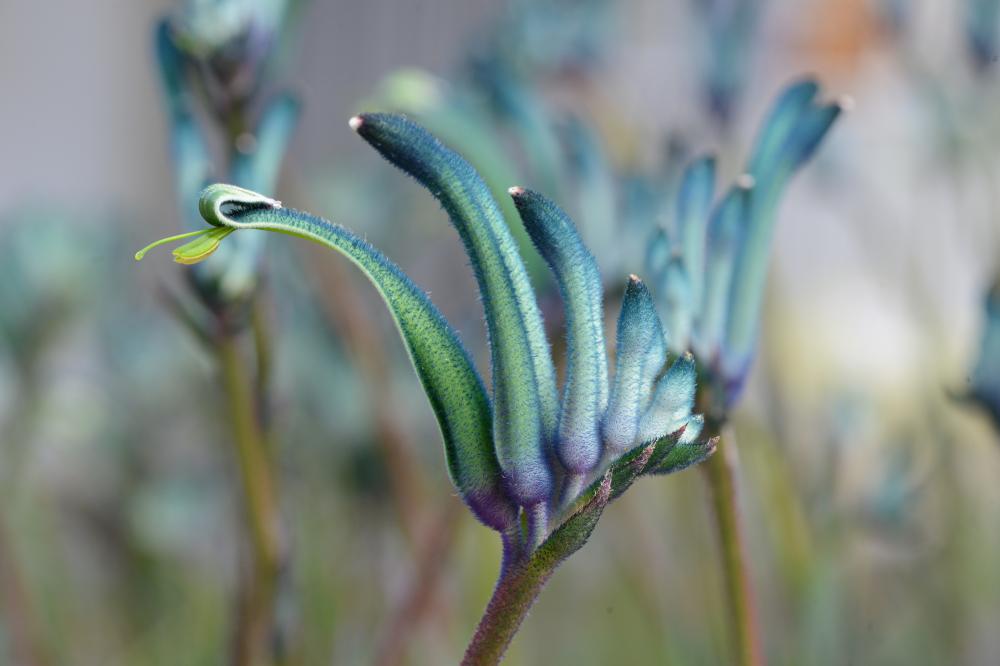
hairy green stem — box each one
[217,330,282,666]
[702,429,764,666]
[461,560,553,665]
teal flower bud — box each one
[510,187,607,476]
[603,276,667,456]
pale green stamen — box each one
[134,226,236,264]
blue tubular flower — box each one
[603,276,667,456]
[639,156,716,356]
[641,78,841,412]
[638,352,697,443]
[722,82,843,395]
[658,257,695,356]
[695,183,750,365]
[351,113,559,509]
[138,114,717,657]
[138,115,715,562]
[645,227,672,280]
[510,188,608,478]
[969,279,1000,431]
[676,157,717,311]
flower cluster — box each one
[138,114,717,560]
[642,79,844,414]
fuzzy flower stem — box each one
[216,330,282,666]
[702,426,764,666]
[464,472,613,665]
[461,560,554,666]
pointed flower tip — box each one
[837,94,856,112]
[628,273,642,284]
[507,185,526,197]
[348,115,364,131]
[736,173,756,190]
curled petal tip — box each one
[348,115,364,131]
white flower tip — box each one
[348,115,364,131]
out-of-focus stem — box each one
[0,374,49,666]
[702,428,764,666]
[251,293,276,454]
[216,330,282,666]
[758,432,813,597]
[0,514,48,666]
